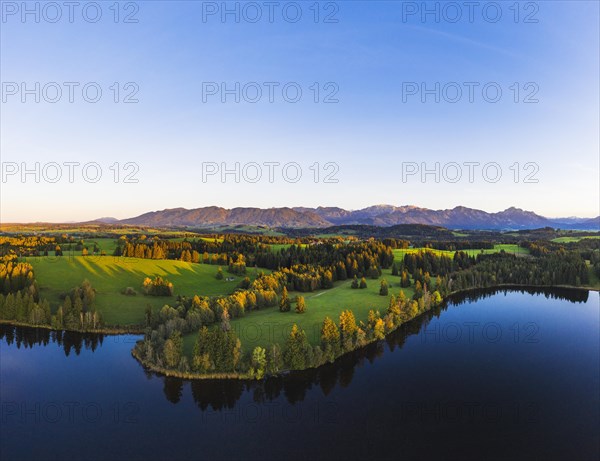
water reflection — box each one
[0,325,107,356]
[154,286,593,408]
[1,286,591,411]
[446,285,590,305]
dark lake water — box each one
[1,288,598,461]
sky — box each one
[1,0,599,222]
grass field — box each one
[551,236,600,243]
[168,236,223,243]
[393,244,529,260]
[269,243,308,252]
[26,256,257,325]
[182,265,415,355]
[33,237,120,256]
[27,240,529,354]
[77,237,120,255]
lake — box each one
[1,288,598,460]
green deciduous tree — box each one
[249,346,267,379]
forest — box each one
[0,227,597,378]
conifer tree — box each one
[379,279,389,296]
[279,286,291,312]
[295,295,306,313]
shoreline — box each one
[0,319,145,335]
[2,283,596,336]
[445,283,599,297]
[130,283,599,381]
[2,283,598,381]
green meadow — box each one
[78,238,120,255]
[183,265,415,355]
[40,237,120,256]
[393,244,529,260]
[26,241,534,354]
[26,256,254,325]
[551,236,600,243]
[268,243,308,252]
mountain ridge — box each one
[113,205,600,230]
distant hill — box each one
[94,217,119,224]
[120,207,329,228]
[109,205,600,230]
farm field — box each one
[26,256,258,325]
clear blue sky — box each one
[1,1,598,221]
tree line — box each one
[0,256,36,295]
[448,252,590,290]
[133,247,593,378]
[0,276,102,331]
[114,237,394,277]
[134,282,447,377]
[421,241,495,251]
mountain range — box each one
[102,205,600,231]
